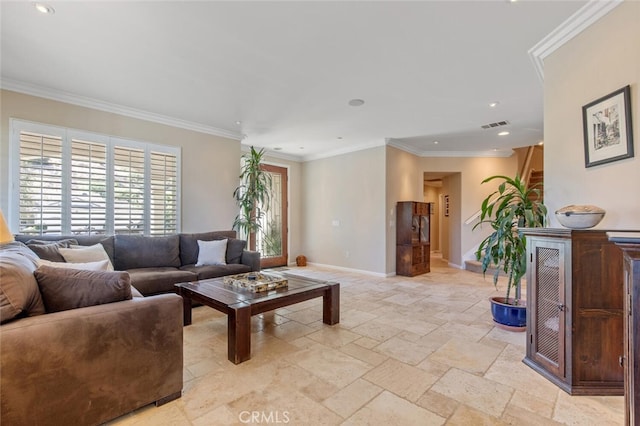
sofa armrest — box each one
[1,294,183,426]
[241,249,261,271]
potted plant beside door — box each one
[473,174,547,331]
[232,146,272,247]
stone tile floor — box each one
[110,257,624,425]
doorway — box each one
[255,164,288,268]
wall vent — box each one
[481,120,509,129]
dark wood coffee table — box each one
[175,273,339,364]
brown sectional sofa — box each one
[0,241,183,425]
[15,230,261,295]
[1,230,259,425]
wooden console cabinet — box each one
[608,232,640,425]
[522,228,624,395]
[396,201,430,276]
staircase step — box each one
[465,260,504,277]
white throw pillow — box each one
[36,259,111,271]
[196,239,227,266]
[59,244,114,271]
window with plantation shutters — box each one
[113,145,146,235]
[70,138,107,234]
[10,120,181,236]
[18,131,63,235]
[150,151,178,235]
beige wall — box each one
[385,146,424,272]
[544,1,640,229]
[385,146,518,271]
[420,156,518,267]
[302,146,387,274]
[0,90,241,233]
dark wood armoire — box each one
[608,232,640,425]
[396,201,430,276]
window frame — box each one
[9,118,181,236]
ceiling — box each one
[1,1,589,161]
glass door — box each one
[254,164,288,268]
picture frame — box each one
[582,85,634,168]
[444,195,449,217]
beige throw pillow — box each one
[36,258,110,271]
[59,244,114,271]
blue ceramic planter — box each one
[490,297,526,330]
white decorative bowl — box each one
[555,205,606,229]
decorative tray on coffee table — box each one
[222,272,288,293]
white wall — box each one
[0,90,241,233]
[302,146,387,274]
[544,1,640,229]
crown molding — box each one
[528,0,623,82]
[240,143,303,162]
[300,139,388,162]
[386,139,514,158]
[1,79,242,141]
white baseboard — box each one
[301,262,390,278]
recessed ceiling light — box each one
[498,131,510,136]
[235,120,241,125]
[34,3,55,14]
[489,102,499,108]
[273,147,282,151]
[538,141,544,145]
[348,99,365,107]
[433,141,439,144]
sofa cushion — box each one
[126,267,197,296]
[59,243,115,270]
[226,238,246,264]
[34,266,132,313]
[25,239,78,262]
[179,231,236,266]
[180,263,251,281]
[0,242,46,323]
[114,235,181,270]
[196,239,227,266]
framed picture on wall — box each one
[582,85,634,168]
[444,195,449,217]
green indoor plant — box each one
[473,175,547,328]
[232,147,272,247]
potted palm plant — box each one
[473,174,547,330]
[232,146,272,247]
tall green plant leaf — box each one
[473,174,547,304]
[232,147,273,245]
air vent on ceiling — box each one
[481,120,510,129]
